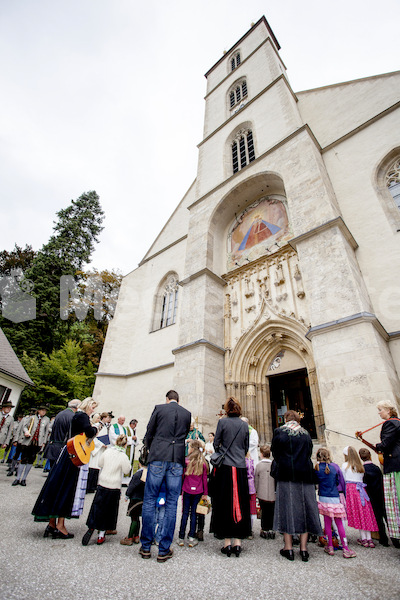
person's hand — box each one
[2,444,6,449]
[24,431,31,438]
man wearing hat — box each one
[12,404,50,486]
[44,399,81,469]
[0,400,15,454]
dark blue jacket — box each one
[315,463,339,498]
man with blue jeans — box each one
[139,390,191,562]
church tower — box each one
[94,16,400,459]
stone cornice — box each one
[95,362,174,378]
[199,74,297,149]
[172,339,226,356]
[179,268,226,287]
[306,312,388,341]
[139,235,188,266]
[188,124,321,211]
[289,216,358,251]
[321,101,400,153]
[389,331,400,340]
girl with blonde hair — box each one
[341,446,378,548]
[177,439,208,547]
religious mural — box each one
[227,196,292,270]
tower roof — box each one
[204,15,280,78]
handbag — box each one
[210,425,242,468]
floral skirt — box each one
[346,483,378,531]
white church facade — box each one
[93,16,400,460]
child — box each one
[359,448,389,546]
[341,446,379,548]
[177,439,208,547]
[315,448,356,558]
[82,434,131,546]
[246,451,257,538]
[120,459,146,545]
[254,445,275,539]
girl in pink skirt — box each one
[315,448,356,558]
[341,446,379,548]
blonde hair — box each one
[186,439,206,476]
[116,434,127,447]
[79,397,99,414]
[377,400,398,418]
[315,448,331,474]
[343,446,364,474]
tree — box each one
[20,339,96,415]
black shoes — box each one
[82,529,94,546]
[43,524,57,538]
[52,530,74,539]
[280,549,294,561]
[11,479,19,486]
[300,550,309,562]
[232,545,241,557]
[20,480,26,486]
[221,545,232,557]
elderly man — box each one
[12,404,50,486]
[0,400,15,455]
[139,390,191,563]
[44,399,81,469]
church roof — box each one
[0,328,34,386]
[204,15,280,78]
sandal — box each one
[324,545,334,556]
[343,548,357,558]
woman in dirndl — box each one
[375,400,400,546]
[271,410,322,562]
[210,397,251,557]
[32,397,100,539]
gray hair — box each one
[68,399,81,409]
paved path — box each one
[0,464,399,600]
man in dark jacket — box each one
[139,390,191,562]
[44,399,80,469]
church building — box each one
[93,16,400,460]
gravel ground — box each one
[1,464,399,600]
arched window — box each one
[229,80,248,109]
[232,129,255,174]
[386,157,400,210]
[230,52,241,71]
[152,273,179,331]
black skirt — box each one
[273,480,322,535]
[210,465,251,540]
[86,485,121,531]
[32,446,80,520]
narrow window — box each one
[231,57,236,71]
[236,53,241,66]
[153,273,179,331]
[231,129,256,174]
[386,158,400,210]
[230,91,235,108]
[231,52,241,71]
[242,81,247,97]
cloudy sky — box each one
[1,0,399,276]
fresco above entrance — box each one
[227,196,292,270]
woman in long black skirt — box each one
[32,397,100,539]
[210,397,251,557]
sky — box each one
[1,0,399,276]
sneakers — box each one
[357,539,369,548]
[367,539,375,548]
[157,549,173,563]
[324,545,334,556]
[268,531,276,539]
[139,546,151,559]
[177,539,184,546]
[188,537,198,547]
[343,548,357,558]
[120,537,133,546]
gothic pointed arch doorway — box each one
[225,315,325,443]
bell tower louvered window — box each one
[229,81,248,109]
[232,129,255,174]
[231,52,241,71]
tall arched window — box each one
[151,273,179,331]
[230,52,241,71]
[229,80,248,109]
[386,157,400,210]
[232,129,255,174]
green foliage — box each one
[20,340,96,415]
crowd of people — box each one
[1,392,399,563]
